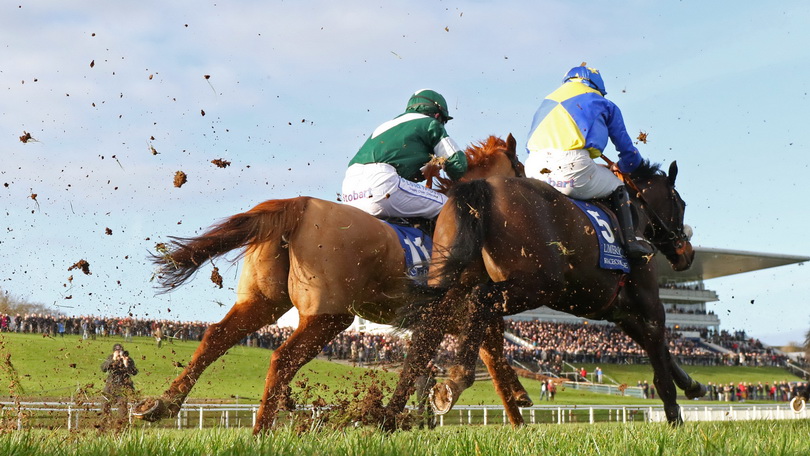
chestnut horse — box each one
[132,135,527,433]
[389,160,706,425]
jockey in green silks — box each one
[342,89,468,219]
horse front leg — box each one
[253,313,353,434]
[431,284,496,415]
[478,317,528,427]
[133,297,281,422]
[432,274,564,417]
[384,291,458,430]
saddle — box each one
[379,216,435,237]
[380,220,434,280]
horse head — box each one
[632,160,694,272]
[461,133,525,182]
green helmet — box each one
[405,89,452,122]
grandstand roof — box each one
[657,247,809,283]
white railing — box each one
[2,401,808,430]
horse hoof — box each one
[685,383,707,400]
[791,397,806,413]
[430,383,454,415]
[132,398,167,422]
[514,391,533,408]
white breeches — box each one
[525,148,622,199]
[341,163,447,218]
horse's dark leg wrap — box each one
[610,185,654,261]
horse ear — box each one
[668,161,678,186]
[506,133,517,157]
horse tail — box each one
[432,179,493,290]
[153,197,311,292]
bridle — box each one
[600,156,689,259]
[632,179,690,259]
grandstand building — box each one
[509,247,809,336]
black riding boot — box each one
[610,185,654,262]
[405,217,436,237]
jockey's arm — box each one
[426,120,468,180]
[604,102,642,174]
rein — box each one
[600,156,689,256]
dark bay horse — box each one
[389,161,705,425]
[132,135,528,433]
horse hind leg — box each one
[133,295,284,422]
[478,317,528,427]
[253,313,354,434]
[669,358,707,399]
[616,316,684,425]
[432,274,565,416]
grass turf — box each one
[3,421,810,456]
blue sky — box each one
[1,1,808,345]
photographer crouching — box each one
[101,343,138,425]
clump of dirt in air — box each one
[19,131,36,143]
[68,259,92,275]
[211,159,231,168]
[173,171,187,188]
[210,267,223,288]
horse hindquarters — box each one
[135,199,310,422]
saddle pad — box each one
[569,199,630,273]
[384,222,433,279]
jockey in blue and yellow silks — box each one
[525,65,653,261]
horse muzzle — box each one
[669,240,694,272]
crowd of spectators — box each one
[705,329,791,367]
[504,320,719,370]
[0,312,415,365]
[704,380,807,403]
[503,320,790,370]
[0,313,210,342]
[0,313,792,374]
[666,307,711,315]
[320,330,409,365]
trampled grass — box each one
[2,420,810,456]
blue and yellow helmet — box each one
[563,65,607,96]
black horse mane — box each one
[629,159,664,179]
